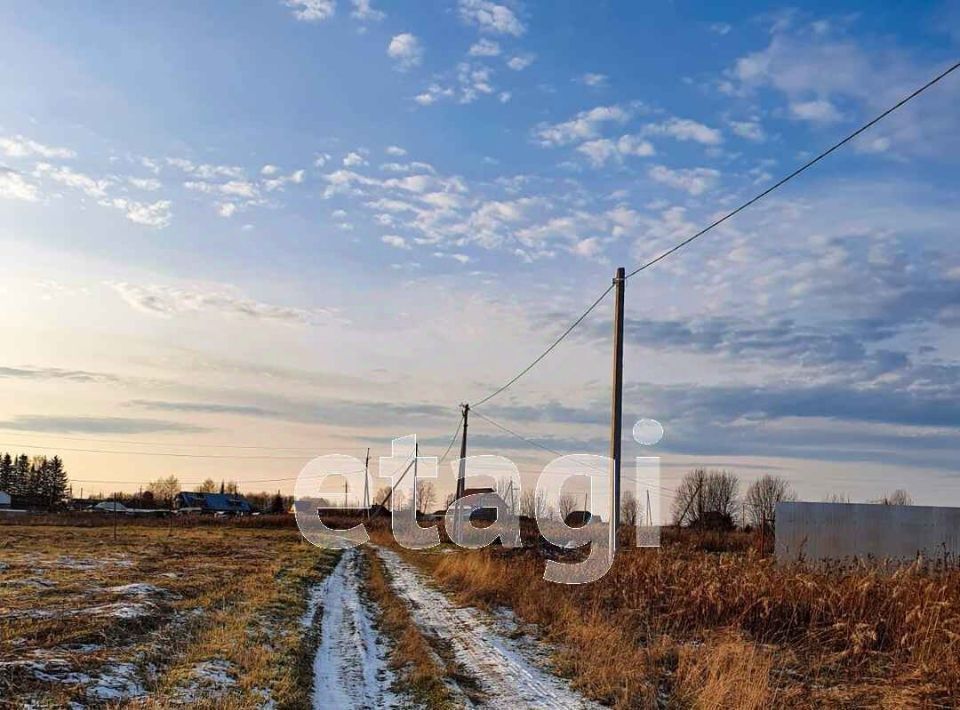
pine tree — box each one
[45,456,68,508]
[0,453,12,493]
[13,454,30,497]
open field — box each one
[0,520,337,708]
[4,518,960,708]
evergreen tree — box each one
[0,453,12,492]
[13,454,30,497]
[45,456,68,508]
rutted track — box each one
[377,547,600,709]
[310,548,398,709]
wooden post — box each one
[455,403,470,541]
[363,447,371,520]
[608,267,625,558]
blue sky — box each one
[1,1,959,506]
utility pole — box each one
[363,447,371,519]
[455,403,470,541]
[645,489,653,527]
[608,266,626,558]
[343,479,348,510]
[413,441,419,516]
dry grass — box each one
[399,539,960,708]
[0,521,336,708]
[362,546,458,708]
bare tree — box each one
[495,478,518,515]
[520,488,548,520]
[225,480,240,495]
[620,489,639,526]
[444,492,456,509]
[744,474,796,528]
[824,492,851,504]
[195,478,217,494]
[374,485,393,508]
[147,475,180,507]
[415,480,436,514]
[672,469,739,527]
[558,493,578,522]
[879,489,913,506]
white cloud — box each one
[261,164,280,176]
[343,151,368,167]
[350,0,384,21]
[284,0,335,22]
[576,139,619,167]
[109,281,334,324]
[34,163,110,199]
[469,39,501,57]
[789,98,842,123]
[506,54,534,71]
[709,22,732,35]
[263,169,305,192]
[498,91,511,103]
[576,134,654,167]
[381,234,410,249]
[166,158,244,180]
[645,117,722,145]
[185,179,258,199]
[0,135,76,160]
[385,145,407,156]
[648,165,720,195]
[314,153,332,167]
[218,202,238,217]
[729,120,766,141]
[573,237,602,258]
[534,105,629,146]
[616,134,655,157]
[458,0,525,36]
[105,198,173,228]
[128,177,162,191]
[579,73,608,88]
[0,168,40,201]
[388,33,424,70]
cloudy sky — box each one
[1,1,959,507]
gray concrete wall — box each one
[775,501,960,564]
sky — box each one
[1,1,959,509]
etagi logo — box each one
[293,419,662,585]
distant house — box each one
[0,491,10,509]
[175,492,254,515]
[564,510,593,528]
[454,487,508,523]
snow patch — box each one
[377,548,601,709]
[309,548,399,709]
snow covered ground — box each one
[309,548,399,709]
[376,548,601,710]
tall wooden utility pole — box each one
[363,447,371,519]
[608,266,626,558]
[455,403,470,540]
[413,442,419,515]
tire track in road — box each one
[310,548,399,709]
[376,548,601,709]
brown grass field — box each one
[3,517,960,708]
[0,518,336,708]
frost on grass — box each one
[172,659,239,704]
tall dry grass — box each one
[406,542,960,708]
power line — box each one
[625,58,960,280]
[0,441,316,460]
[464,60,960,414]
[437,417,463,465]
[0,431,361,452]
[472,283,614,407]
[472,409,676,496]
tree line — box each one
[0,452,69,508]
